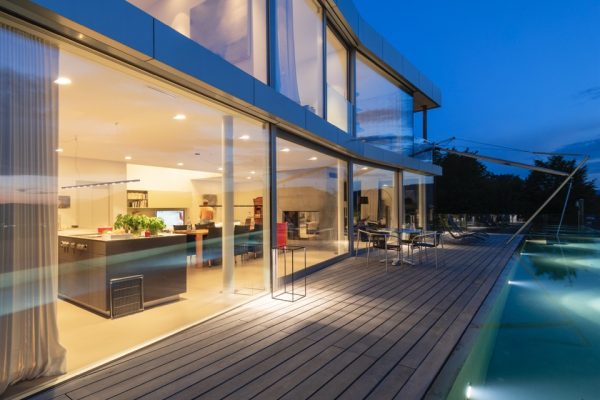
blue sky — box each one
[354,0,600,182]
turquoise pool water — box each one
[449,235,600,400]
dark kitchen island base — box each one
[58,233,187,318]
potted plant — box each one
[146,217,166,236]
[113,214,149,236]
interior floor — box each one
[57,259,267,373]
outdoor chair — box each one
[448,217,488,239]
[355,228,388,268]
[409,231,443,268]
[441,218,482,242]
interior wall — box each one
[58,156,127,230]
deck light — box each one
[361,166,368,170]
[218,167,223,171]
[308,156,318,161]
[177,162,183,166]
[281,148,290,152]
[124,156,132,160]
[54,77,71,85]
[246,176,252,180]
[250,171,256,174]
[239,135,250,140]
[173,114,186,120]
[55,148,64,153]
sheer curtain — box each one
[0,24,66,394]
[275,0,300,103]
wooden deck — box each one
[31,234,521,400]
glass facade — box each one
[276,137,348,269]
[275,0,323,116]
[326,27,350,131]
[0,2,437,396]
[128,0,268,83]
[403,171,434,229]
[356,55,415,155]
[0,21,269,391]
[353,164,398,230]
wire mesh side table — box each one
[272,245,306,302]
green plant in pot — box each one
[114,214,149,236]
[113,214,132,233]
[147,217,166,236]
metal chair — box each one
[355,229,388,268]
[409,231,443,268]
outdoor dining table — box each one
[377,227,423,266]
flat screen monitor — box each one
[156,210,185,227]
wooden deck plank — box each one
[29,234,521,400]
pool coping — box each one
[424,236,524,399]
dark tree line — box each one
[434,151,600,218]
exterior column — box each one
[396,171,403,229]
[418,175,427,230]
[337,160,345,254]
[422,105,428,140]
[222,115,235,292]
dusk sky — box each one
[354,0,600,182]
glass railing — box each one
[327,84,351,132]
[412,137,433,163]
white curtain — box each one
[0,24,66,394]
[275,0,300,103]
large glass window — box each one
[403,171,433,229]
[356,55,414,155]
[275,0,323,116]
[326,26,350,131]
[276,137,348,269]
[0,21,269,395]
[128,0,268,83]
[353,164,397,230]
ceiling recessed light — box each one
[124,156,132,160]
[218,167,223,171]
[173,114,186,120]
[383,184,389,187]
[308,156,318,161]
[239,135,250,140]
[54,77,71,85]
[55,148,64,153]
[281,148,290,153]
[361,166,368,170]
[177,162,184,166]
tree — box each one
[434,150,492,214]
[523,155,599,217]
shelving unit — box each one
[127,190,148,208]
[253,197,263,225]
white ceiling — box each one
[57,47,269,180]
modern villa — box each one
[0,0,447,397]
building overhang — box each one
[0,0,442,175]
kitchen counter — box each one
[58,233,187,317]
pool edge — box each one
[424,237,524,400]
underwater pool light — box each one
[466,383,473,399]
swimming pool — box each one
[448,234,600,400]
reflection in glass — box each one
[0,21,269,394]
[356,55,414,155]
[403,171,433,229]
[326,27,349,131]
[275,0,323,116]
[276,138,348,271]
[128,0,268,83]
[353,164,397,230]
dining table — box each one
[174,229,208,268]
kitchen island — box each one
[58,232,187,317]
